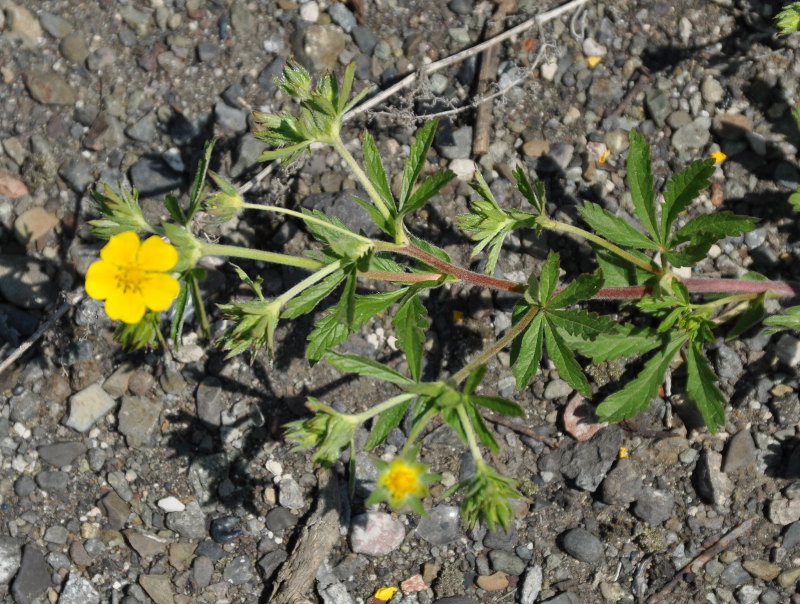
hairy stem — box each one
[276,261,343,307]
[189,274,211,337]
[353,393,417,424]
[331,137,393,223]
[202,243,324,270]
[457,404,485,466]
[401,407,438,456]
[241,202,373,244]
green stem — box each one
[189,274,211,337]
[451,305,539,384]
[241,202,373,244]
[456,404,484,465]
[331,137,393,223]
[353,393,417,423]
[276,260,343,307]
[538,216,659,275]
[401,407,438,456]
[201,243,323,270]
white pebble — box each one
[449,158,476,181]
[157,496,186,512]
[265,459,283,477]
[300,2,319,22]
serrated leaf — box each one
[400,119,438,210]
[307,313,351,362]
[364,397,413,450]
[407,231,451,265]
[169,277,190,346]
[352,195,392,236]
[547,309,615,339]
[538,251,560,303]
[188,137,217,220]
[672,212,757,244]
[660,157,716,240]
[282,269,346,319]
[548,269,604,308]
[577,202,659,250]
[466,403,499,454]
[354,287,409,321]
[362,132,395,212]
[302,209,351,244]
[510,309,544,389]
[513,165,545,214]
[627,130,659,242]
[164,193,187,224]
[596,334,688,422]
[686,341,726,433]
[441,407,468,445]
[470,395,524,417]
[561,323,662,362]
[463,365,487,395]
[324,351,412,386]
[543,318,591,395]
[392,293,429,382]
[402,169,455,216]
[764,305,800,333]
[594,246,655,287]
[664,234,717,267]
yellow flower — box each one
[373,586,398,601]
[86,231,180,324]
[367,449,441,514]
[710,150,727,164]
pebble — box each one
[166,501,207,539]
[0,255,59,309]
[484,524,517,550]
[328,3,356,32]
[101,491,130,529]
[126,114,159,143]
[714,343,743,379]
[300,1,319,22]
[543,378,572,400]
[258,550,288,579]
[125,531,167,558]
[36,470,69,493]
[117,396,162,447]
[783,520,800,549]
[735,585,762,604]
[720,561,751,586]
[304,24,347,71]
[476,571,508,591]
[158,496,185,513]
[130,155,184,198]
[632,488,674,524]
[13,206,59,249]
[59,32,89,64]
[435,126,473,160]
[601,458,642,505]
[214,100,248,132]
[520,565,543,604]
[671,118,711,152]
[701,76,725,104]
[350,512,405,556]
[265,506,297,535]
[742,559,781,581]
[489,549,526,575]
[560,528,603,563]
[722,430,757,472]
[139,574,174,604]
[65,384,116,433]
[0,536,22,583]
[416,506,461,546]
[24,70,76,105]
[39,11,72,38]
[447,0,474,15]
[775,334,800,367]
[778,567,800,588]
[278,476,305,510]
[693,449,733,505]
[6,3,43,44]
[223,555,255,584]
[196,376,224,426]
[210,516,243,543]
[11,544,49,604]
[540,593,580,604]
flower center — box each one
[384,463,419,498]
[116,265,144,294]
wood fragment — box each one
[472,0,517,157]
[268,469,342,604]
[485,410,559,448]
[644,517,757,603]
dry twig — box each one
[485,410,560,448]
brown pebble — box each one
[128,370,155,396]
[476,571,509,591]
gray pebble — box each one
[560,527,603,562]
[10,391,39,422]
[483,524,517,550]
[58,572,101,604]
[775,162,800,188]
[0,255,59,309]
[59,32,89,64]
[714,343,743,380]
[632,488,674,524]
[645,87,670,127]
[257,549,287,579]
[35,470,69,493]
[265,506,298,536]
[39,12,73,38]
[722,430,757,473]
[117,395,162,448]
[14,476,36,498]
[435,125,473,160]
[672,118,711,152]
[11,544,49,604]
[38,441,87,468]
[195,540,226,561]
[166,501,207,539]
[783,520,800,549]
[328,3,356,32]
[416,505,461,546]
[719,561,750,586]
[192,556,214,589]
[130,154,184,198]
[543,378,572,400]
[197,41,220,62]
[223,555,254,585]
[221,82,246,109]
[540,592,580,604]
[196,376,224,426]
[488,549,526,575]
[693,449,733,505]
[46,551,70,569]
[601,458,642,505]
[278,476,305,510]
[0,536,22,583]
[43,525,68,545]
[538,142,575,173]
[701,76,725,104]
[351,25,378,55]
[107,471,133,502]
[214,100,248,132]
[126,114,158,143]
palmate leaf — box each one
[536,251,560,303]
[664,234,717,267]
[400,119,438,211]
[364,397,413,450]
[470,395,524,417]
[596,333,688,423]
[392,292,430,382]
[510,308,544,389]
[560,323,663,362]
[627,130,659,243]
[660,157,716,241]
[671,211,757,244]
[686,340,726,433]
[543,318,591,395]
[323,351,412,386]
[546,309,615,339]
[465,403,499,454]
[187,137,217,221]
[577,202,659,250]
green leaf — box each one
[577,202,659,250]
[324,351,412,386]
[538,251,560,303]
[594,246,654,287]
[543,318,591,395]
[463,365,487,395]
[596,334,688,422]
[89,184,153,239]
[164,193,187,224]
[664,234,717,267]
[686,341,726,433]
[547,309,615,339]
[302,209,350,245]
[672,212,757,244]
[510,309,544,389]
[282,269,346,319]
[406,231,452,267]
[789,189,800,212]
[187,137,217,221]
[400,119,438,210]
[548,269,604,308]
[441,407,468,445]
[354,287,409,321]
[364,398,413,450]
[465,404,499,455]
[351,195,392,237]
[561,323,662,362]
[333,271,357,328]
[660,157,716,240]
[470,395,524,417]
[392,293,430,382]
[627,130,659,242]
[307,313,350,362]
[513,165,545,214]
[725,298,765,340]
[401,169,455,216]
[362,132,395,212]
[764,305,800,333]
[169,276,191,346]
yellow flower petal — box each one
[710,150,727,164]
[85,260,122,301]
[105,290,146,324]
[586,55,602,68]
[374,586,398,601]
[140,272,180,312]
[138,235,179,272]
[101,231,140,266]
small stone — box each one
[560,528,603,563]
[632,488,674,524]
[68,541,92,567]
[488,550,526,575]
[350,512,405,556]
[784,521,800,549]
[448,0,474,15]
[158,496,185,513]
[257,550,287,579]
[601,458,642,506]
[139,574,174,604]
[522,139,550,157]
[778,567,800,588]
[416,506,461,546]
[720,561,751,586]
[126,114,159,143]
[101,491,130,530]
[769,497,800,525]
[278,476,305,510]
[713,113,753,139]
[223,555,254,585]
[117,396,162,448]
[168,542,196,571]
[66,384,116,433]
[776,334,800,367]
[693,449,733,505]
[582,37,607,56]
[476,571,508,591]
[672,118,711,152]
[196,376,224,426]
[304,24,347,71]
[449,158,476,181]
[735,585,762,604]
[210,516,242,544]
[125,530,167,558]
[0,537,21,583]
[214,100,247,132]
[714,343,743,380]
[562,394,605,441]
[0,169,28,199]
[701,76,725,104]
[328,3,356,32]
[722,430,757,473]
[435,125,473,160]
[265,507,297,535]
[6,4,43,44]
[39,11,72,38]
[35,470,69,493]
[645,87,670,127]
[544,378,572,400]
[193,556,214,589]
[299,1,319,22]
[537,143,574,173]
[43,525,68,544]
[400,574,427,591]
[25,70,75,105]
[130,155,184,198]
[166,501,207,539]
[59,32,89,64]
[59,572,100,604]
[351,24,378,54]
[742,559,780,581]
[13,207,59,249]
[11,544,49,604]
[0,255,59,309]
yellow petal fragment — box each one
[710,150,727,164]
[599,149,611,163]
[85,260,121,301]
[105,290,146,324]
[618,447,629,459]
[140,272,180,312]
[101,231,140,266]
[586,56,602,68]
[373,587,398,601]
[138,235,179,272]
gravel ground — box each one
[2,0,800,603]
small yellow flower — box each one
[586,56,602,68]
[373,586,398,601]
[85,231,180,324]
[710,151,727,164]
[367,450,440,514]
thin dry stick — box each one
[485,410,560,448]
[473,0,518,156]
[644,517,757,604]
[0,291,84,376]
